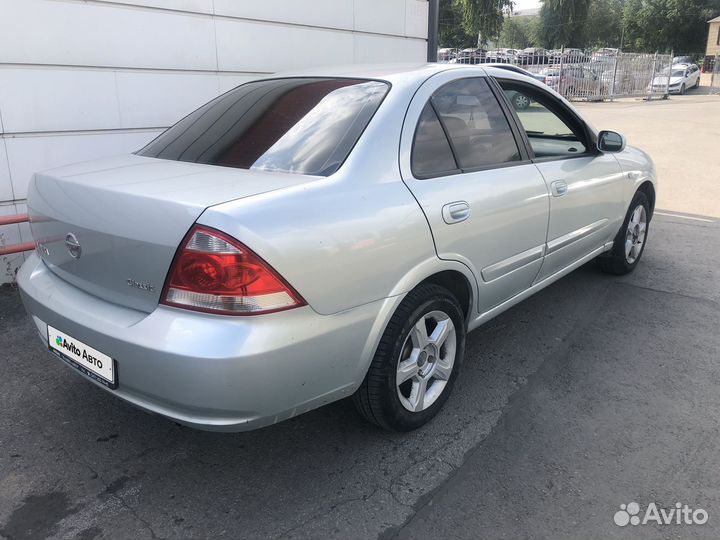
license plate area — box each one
[47,325,117,389]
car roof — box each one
[266,63,547,93]
[271,62,536,85]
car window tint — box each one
[411,102,458,177]
[430,78,521,169]
[498,80,588,158]
[138,78,389,177]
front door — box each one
[496,78,626,281]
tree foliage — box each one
[455,0,515,44]
[438,0,720,53]
[439,0,478,47]
[585,0,624,48]
[622,0,720,53]
[499,15,540,48]
[537,0,591,48]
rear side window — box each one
[138,78,389,177]
[431,78,521,170]
[412,103,459,177]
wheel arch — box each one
[637,180,656,218]
[416,270,473,320]
[353,262,477,389]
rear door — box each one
[399,70,550,312]
[496,78,626,281]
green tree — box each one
[622,0,720,53]
[439,0,477,47]
[585,0,624,48]
[537,0,591,48]
[499,15,541,48]
[457,0,515,45]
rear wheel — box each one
[695,77,701,88]
[353,284,466,431]
[598,191,650,275]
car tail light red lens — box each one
[161,225,305,315]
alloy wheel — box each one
[625,204,647,264]
[396,310,457,412]
[514,94,530,109]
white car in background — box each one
[650,63,701,94]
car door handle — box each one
[442,201,470,224]
[551,181,568,197]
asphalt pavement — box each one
[1,95,719,540]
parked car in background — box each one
[485,48,518,63]
[590,56,616,75]
[450,48,485,64]
[549,49,589,64]
[594,48,619,58]
[672,55,696,65]
[649,63,701,94]
[438,48,458,63]
[18,64,657,433]
[558,48,589,63]
[542,66,606,98]
[516,47,549,65]
[484,63,544,109]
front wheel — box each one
[598,191,650,275]
[353,284,466,431]
[679,83,686,95]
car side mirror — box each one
[597,130,625,153]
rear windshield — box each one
[138,77,389,176]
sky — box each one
[513,0,541,10]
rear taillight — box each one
[161,225,305,315]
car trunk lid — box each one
[28,154,319,312]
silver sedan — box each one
[18,64,657,432]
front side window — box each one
[138,78,389,177]
[498,80,588,158]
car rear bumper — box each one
[17,253,385,431]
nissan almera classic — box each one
[18,64,656,432]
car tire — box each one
[679,83,686,95]
[598,191,650,275]
[512,92,530,110]
[695,77,701,88]
[352,283,466,431]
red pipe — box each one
[0,213,29,226]
[0,213,33,255]
[0,242,35,255]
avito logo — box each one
[56,336,81,357]
[614,502,708,527]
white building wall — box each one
[0,0,429,281]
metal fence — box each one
[711,55,720,95]
[438,47,674,102]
